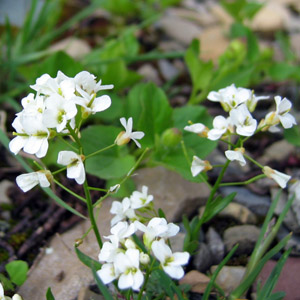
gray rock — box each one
[206,227,224,264]
[221,186,271,216]
[158,59,180,81]
[193,242,213,273]
[137,64,162,85]
[169,231,185,253]
[211,265,246,294]
[277,226,300,256]
[223,225,261,255]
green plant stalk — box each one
[53,179,87,203]
[85,143,116,159]
[219,174,266,186]
[137,259,156,300]
[243,153,264,169]
[83,180,103,249]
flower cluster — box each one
[185,84,297,188]
[9,71,113,158]
[0,283,22,300]
[97,187,190,291]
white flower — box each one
[108,221,137,241]
[264,96,296,132]
[16,170,52,192]
[207,116,231,141]
[57,151,85,184]
[152,239,189,280]
[135,218,179,248]
[130,186,153,209]
[110,197,136,226]
[184,123,208,137]
[263,166,291,189]
[42,94,77,132]
[12,295,22,300]
[207,84,251,111]
[97,263,118,285]
[115,117,145,148]
[225,147,246,166]
[74,71,114,94]
[114,248,144,290]
[191,156,212,177]
[229,104,257,136]
[99,236,120,263]
[0,283,22,300]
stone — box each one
[0,180,14,205]
[197,26,230,62]
[50,37,91,59]
[137,64,162,85]
[206,227,225,265]
[77,285,105,300]
[221,186,271,216]
[169,231,185,253]
[193,242,213,273]
[179,270,210,294]
[277,226,300,256]
[157,15,202,46]
[223,225,261,255]
[255,257,300,299]
[251,3,290,34]
[133,166,210,222]
[211,265,246,294]
[158,59,180,81]
[257,140,295,165]
[217,202,257,225]
[209,3,234,28]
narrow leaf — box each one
[75,247,102,270]
[46,287,55,300]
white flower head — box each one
[110,197,136,226]
[97,263,118,285]
[114,248,144,291]
[184,123,208,137]
[108,221,137,241]
[130,186,153,209]
[225,147,246,166]
[99,236,120,263]
[207,115,232,141]
[152,239,189,279]
[115,117,145,148]
[229,104,257,136]
[16,170,52,192]
[191,156,212,177]
[207,84,251,111]
[135,217,179,248]
[263,166,291,189]
[57,151,85,184]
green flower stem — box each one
[58,135,78,152]
[52,166,67,175]
[84,143,116,159]
[243,153,264,169]
[219,174,266,187]
[53,179,87,203]
[88,186,108,192]
[194,160,230,235]
[180,140,212,190]
[93,192,111,208]
[66,122,82,149]
[137,259,156,300]
[83,180,102,249]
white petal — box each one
[16,173,39,192]
[9,136,27,155]
[163,265,184,279]
[118,273,134,290]
[97,263,117,284]
[57,151,79,165]
[92,95,111,112]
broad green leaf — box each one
[268,63,298,81]
[5,260,28,286]
[284,126,300,146]
[81,125,136,179]
[125,83,173,147]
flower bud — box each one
[139,252,150,265]
[12,294,23,300]
[115,131,130,146]
[161,128,182,147]
[124,238,136,249]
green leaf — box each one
[81,125,136,179]
[125,83,173,147]
[46,287,56,300]
[268,63,298,81]
[284,126,300,146]
[0,274,14,291]
[5,260,28,286]
[75,247,102,270]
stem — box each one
[54,179,87,203]
[58,135,78,152]
[243,153,264,169]
[85,143,116,159]
[219,174,266,187]
[83,180,102,248]
[66,122,82,148]
[52,166,67,175]
[137,259,156,300]
[88,186,108,192]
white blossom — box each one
[97,263,118,285]
[115,117,144,148]
[191,156,212,177]
[263,166,291,189]
[130,185,153,209]
[225,147,246,166]
[152,239,189,280]
[184,123,208,137]
[57,151,85,184]
[229,104,257,136]
[16,170,52,192]
[207,116,231,141]
[110,197,136,226]
[99,235,120,263]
